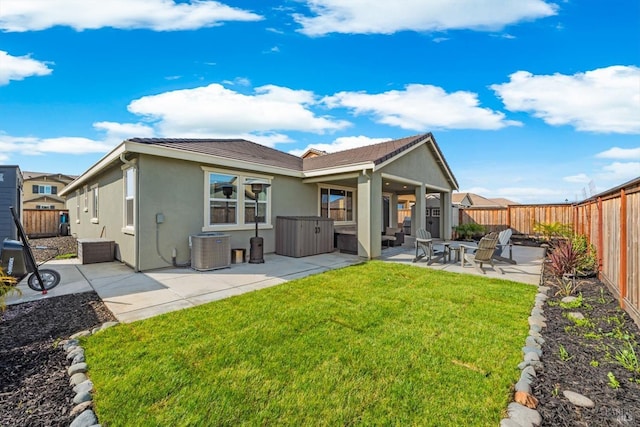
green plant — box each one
[612,340,640,373]
[454,223,485,240]
[552,384,560,396]
[533,222,572,242]
[559,293,583,309]
[559,344,572,361]
[607,372,620,389]
[598,288,607,304]
[55,252,77,260]
[590,360,599,367]
[571,234,597,275]
[548,240,580,278]
[552,274,583,297]
[0,267,20,312]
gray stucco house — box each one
[60,133,458,271]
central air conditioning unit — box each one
[190,233,231,271]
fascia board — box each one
[303,162,374,178]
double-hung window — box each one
[208,173,238,225]
[204,169,271,230]
[91,185,99,223]
[33,185,57,195]
[124,167,136,229]
[320,187,354,223]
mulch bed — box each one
[533,271,640,426]
[0,292,117,427]
[1,237,639,425]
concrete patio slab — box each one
[5,243,545,323]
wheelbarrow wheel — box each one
[27,269,61,291]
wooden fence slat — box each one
[22,209,69,238]
[457,179,640,327]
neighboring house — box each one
[22,171,76,210]
[60,133,458,272]
[452,192,519,208]
[0,165,23,241]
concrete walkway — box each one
[6,244,545,323]
[6,251,362,323]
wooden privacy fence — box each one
[458,204,574,235]
[22,209,69,238]
[458,177,640,326]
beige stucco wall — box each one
[137,155,319,271]
[65,163,136,266]
[380,144,451,190]
[23,178,69,209]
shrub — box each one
[571,234,597,275]
[548,239,579,278]
[533,222,572,242]
[1,267,19,312]
[455,223,485,240]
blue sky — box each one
[1,0,638,203]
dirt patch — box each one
[29,236,78,264]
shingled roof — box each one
[302,134,428,171]
[128,138,303,171]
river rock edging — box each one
[59,321,119,427]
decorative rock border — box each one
[499,285,550,426]
[500,279,600,426]
[59,321,119,427]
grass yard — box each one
[83,261,536,426]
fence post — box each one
[597,197,603,278]
[506,205,511,229]
[620,189,627,309]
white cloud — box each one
[596,162,640,183]
[563,173,591,184]
[323,84,521,131]
[0,0,262,32]
[0,50,52,85]
[93,121,156,143]
[293,0,556,36]
[0,134,113,156]
[289,135,391,156]
[595,146,640,160]
[0,122,150,161]
[127,83,350,142]
[492,66,640,134]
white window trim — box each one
[318,184,356,225]
[83,186,89,212]
[122,166,136,234]
[90,184,99,224]
[202,167,273,232]
[75,190,81,224]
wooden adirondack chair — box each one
[413,228,434,262]
[493,228,516,264]
[462,232,502,274]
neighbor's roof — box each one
[128,138,303,171]
[452,193,518,207]
[22,171,77,182]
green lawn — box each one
[83,261,536,426]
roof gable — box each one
[303,133,458,190]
